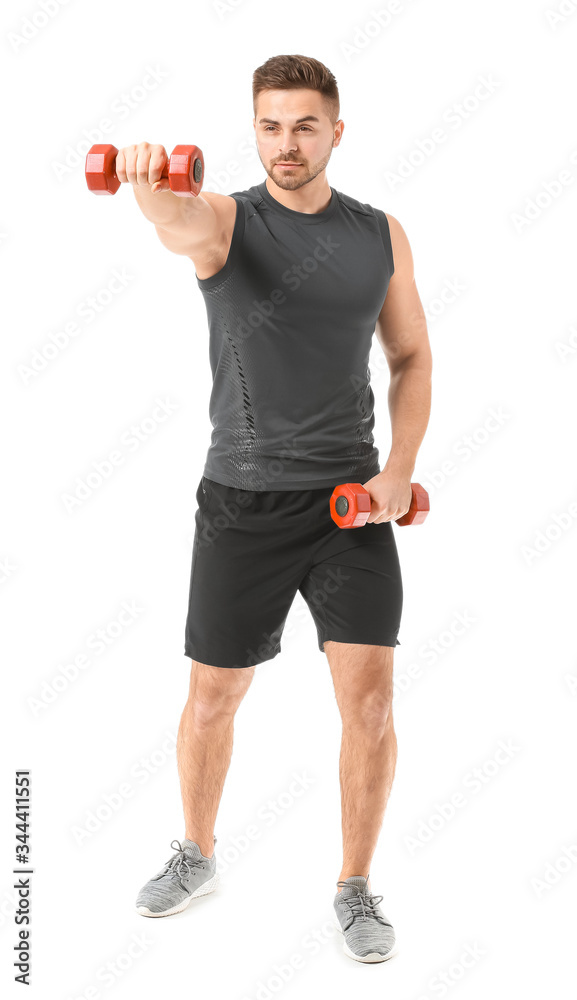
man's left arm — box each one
[364,213,432,523]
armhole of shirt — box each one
[374,208,394,279]
[196,196,246,290]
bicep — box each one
[375,213,430,369]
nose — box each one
[278,135,298,157]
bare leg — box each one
[176,659,255,857]
[324,641,397,893]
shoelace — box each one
[157,839,206,882]
[336,880,387,923]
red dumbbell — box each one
[330,482,429,529]
[85,144,204,196]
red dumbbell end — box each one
[329,483,371,528]
[395,483,430,525]
[168,145,204,197]
[85,144,121,195]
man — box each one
[128,54,432,963]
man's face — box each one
[253,88,343,190]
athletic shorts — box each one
[184,476,403,668]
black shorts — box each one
[184,476,403,668]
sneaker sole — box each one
[333,916,398,963]
[136,871,220,918]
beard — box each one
[260,144,334,190]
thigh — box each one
[324,640,395,717]
[184,477,316,668]
[299,517,403,652]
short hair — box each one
[253,54,340,126]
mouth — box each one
[276,162,301,167]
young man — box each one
[127,55,432,963]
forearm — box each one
[382,355,432,477]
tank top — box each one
[195,179,394,491]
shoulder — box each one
[381,213,414,278]
[200,191,238,225]
[335,188,381,221]
[203,184,263,224]
[335,190,402,252]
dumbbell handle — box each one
[111,151,174,183]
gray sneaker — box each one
[333,875,397,962]
[136,838,219,917]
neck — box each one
[264,173,332,214]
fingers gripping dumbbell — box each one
[329,482,429,529]
[85,144,204,196]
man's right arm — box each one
[119,142,233,262]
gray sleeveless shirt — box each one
[195,179,394,491]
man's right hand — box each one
[115,142,172,194]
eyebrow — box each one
[258,116,320,125]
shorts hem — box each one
[318,632,400,652]
[184,642,282,668]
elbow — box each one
[388,343,432,379]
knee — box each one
[188,694,236,727]
[188,663,254,725]
[344,692,394,732]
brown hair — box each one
[252,54,340,126]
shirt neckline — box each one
[257,179,339,224]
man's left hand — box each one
[362,470,413,524]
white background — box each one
[2,0,576,996]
